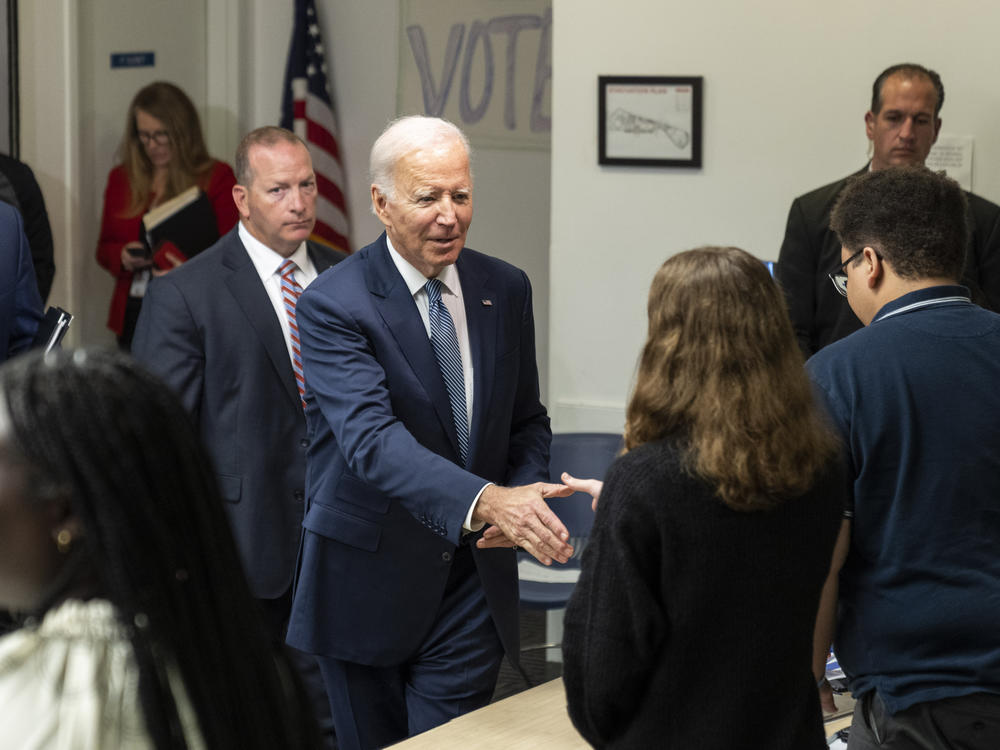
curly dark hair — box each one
[830,166,968,281]
[871,63,944,116]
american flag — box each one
[280,0,350,253]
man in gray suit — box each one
[133,126,344,745]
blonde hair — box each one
[118,81,214,215]
[624,247,838,510]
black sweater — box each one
[563,438,842,749]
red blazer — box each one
[96,160,238,335]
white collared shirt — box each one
[385,236,486,531]
[385,236,474,428]
[239,222,318,365]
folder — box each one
[142,185,220,259]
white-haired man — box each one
[286,116,571,749]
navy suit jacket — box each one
[286,234,550,666]
[132,228,346,598]
[0,202,42,361]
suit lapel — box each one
[223,234,302,411]
[366,236,463,460]
[458,253,496,466]
[306,240,339,274]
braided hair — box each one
[1,348,319,749]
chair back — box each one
[547,432,623,551]
[517,432,624,614]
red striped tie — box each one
[279,259,306,410]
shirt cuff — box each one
[463,482,493,532]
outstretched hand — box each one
[561,472,604,511]
[474,482,573,564]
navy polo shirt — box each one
[807,285,1000,714]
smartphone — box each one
[126,244,152,260]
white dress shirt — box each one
[386,236,487,531]
[386,237,474,426]
[239,222,318,366]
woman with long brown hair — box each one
[96,81,238,349]
[562,246,844,749]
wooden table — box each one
[824,694,855,737]
[390,678,589,749]
[390,677,855,748]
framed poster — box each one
[598,75,702,168]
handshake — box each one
[472,473,604,566]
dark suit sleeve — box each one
[7,209,43,357]
[967,197,1000,313]
[776,197,818,355]
[132,276,206,422]
[298,287,488,545]
[500,269,551,487]
[5,161,54,303]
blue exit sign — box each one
[111,52,155,69]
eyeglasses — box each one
[137,129,170,146]
[828,249,865,297]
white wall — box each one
[25,1,997,423]
[548,0,1000,432]
[19,0,80,326]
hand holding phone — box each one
[122,242,153,271]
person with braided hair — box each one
[0,348,321,750]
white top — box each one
[239,222,319,366]
[0,599,205,750]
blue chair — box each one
[518,431,623,623]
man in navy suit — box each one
[286,116,572,749]
[0,201,43,362]
[132,127,344,745]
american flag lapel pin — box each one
[481,299,493,306]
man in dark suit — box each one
[0,201,43,362]
[776,63,1000,355]
[285,116,572,750]
[0,154,55,303]
[132,126,345,744]
[0,200,43,636]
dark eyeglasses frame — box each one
[137,129,170,146]
[828,248,870,297]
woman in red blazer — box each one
[96,81,238,349]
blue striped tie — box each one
[278,259,307,410]
[425,278,469,465]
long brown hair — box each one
[624,246,837,510]
[118,81,214,215]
